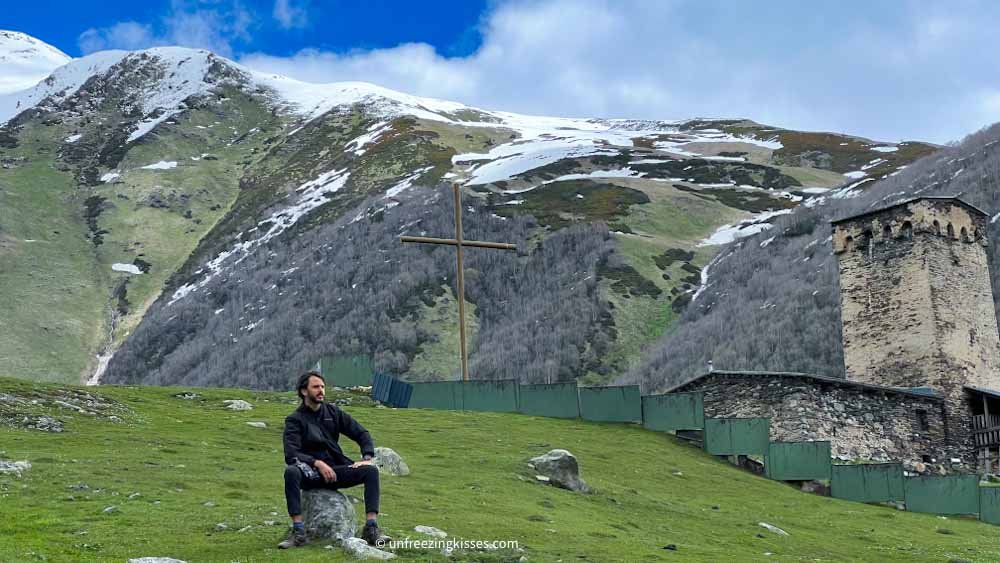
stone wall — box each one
[673,372,955,468]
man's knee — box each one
[284,464,302,483]
[360,464,379,480]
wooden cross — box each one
[400,184,517,381]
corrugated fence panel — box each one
[320,355,373,387]
[979,487,1000,525]
[704,418,770,456]
[518,383,580,418]
[579,386,642,423]
[904,475,979,515]
[385,378,412,408]
[370,372,393,403]
[641,392,704,432]
[407,381,463,410]
[463,380,519,412]
[830,464,904,503]
[765,441,832,481]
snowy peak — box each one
[0,30,71,95]
[0,47,238,143]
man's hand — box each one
[314,460,337,483]
[350,459,374,468]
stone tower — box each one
[832,197,1000,392]
[832,197,1000,462]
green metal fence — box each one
[463,380,519,413]
[979,487,1000,525]
[904,475,979,515]
[407,381,464,410]
[578,386,642,423]
[703,418,770,456]
[641,392,704,432]
[319,355,373,387]
[830,463,905,504]
[765,441,832,481]
[518,383,580,418]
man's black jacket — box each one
[283,402,375,467]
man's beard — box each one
[308,391,324,404]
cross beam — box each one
[400,184,516,381]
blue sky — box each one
[5,0,1000,144]
[7,1,490,58]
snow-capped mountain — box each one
[0,31,941,389]
[0,30,71,95]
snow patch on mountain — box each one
[0,30,71,95]
[346,120,391,156]
[0,49,126,123]
[460,141,619,186]
[699,209,794,246]
[248,73,472,125]
[140,160,177,170]
[169,168,351,305]
[112,263,143,275]
[0,46,221,145]
[385,167,433,198]
[121,48,218,143]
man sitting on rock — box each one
[279,370,388,549]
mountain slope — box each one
[0,34,940,387]
[3,375,1000,561]
[625,123,1000,392]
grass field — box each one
[0,125,108,383]
[2,376,999,562]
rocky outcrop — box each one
[527,449,589,493]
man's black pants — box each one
[284,463,380,516]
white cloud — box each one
[78,0,255,57]
[69,0,1000,143]
[273,0,309,29]
[237,0,1000,144]
[78,22,159,54]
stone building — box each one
[668,197,1000,473]
[670,371,946,464]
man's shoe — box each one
[277,528,308,549]
[361,521,390,546]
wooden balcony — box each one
[973,414,1000,447]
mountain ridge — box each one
[0,31,941,388]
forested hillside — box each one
[626,123,1000,392]
[103,187,618,388]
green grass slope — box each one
[1,377,998,562]
[0,124,108,382]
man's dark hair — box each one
[296,370,324,402]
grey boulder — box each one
[373,447,410,476]
[222,399,252,411]
[414,525,447,538]
[127,559,187,563]
[0,460,31,477]
[302,489,358,541]
[527,449,589,493]
[341,537,396,559]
